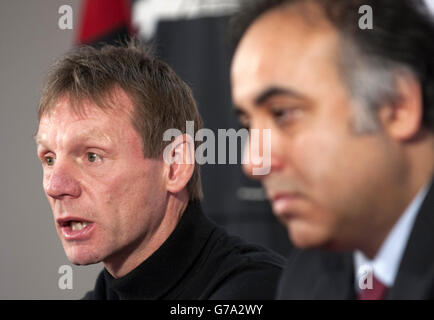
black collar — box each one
[103,201,215,299]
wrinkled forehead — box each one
[38,85,135,123]
[36,89,136,142]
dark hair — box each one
[230,0,434,130]
[38,40,203,200]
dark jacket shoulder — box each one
[193,227,285,299]
[83,201,286,300]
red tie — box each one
[358,275,388,300]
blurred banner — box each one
[76,0,292,256]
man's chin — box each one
[68,259,99,266]
[64,246,102,266]
[290,232,341,253]
[287,225,331,251]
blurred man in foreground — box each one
[231,0,434,299]
[35,42,284,299]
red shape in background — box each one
[77,0,134,44]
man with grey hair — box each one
[230,0,434,299]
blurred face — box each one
[36,92,167,266]
[231,9,403,251]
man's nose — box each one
[242,127,283,179]
[242,134,263,180]
[45,161,81,200]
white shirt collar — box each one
[354,182,430,288]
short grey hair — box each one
[337,37,413,134]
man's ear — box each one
[378,72,423,141]
[162,133,195,195]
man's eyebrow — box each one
[34,134,43,145]
[232,86,307,115]
[254,86,306,106]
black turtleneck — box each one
[83,201,285,299]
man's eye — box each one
[87,152,102,163]
[271,107,302,125]
[44,156,55,166]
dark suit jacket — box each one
[277,179,434,299]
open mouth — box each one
[59,220,90,231]
[57,219,94,240]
